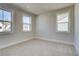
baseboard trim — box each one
[0,36,74,49]
[35,36,74,46]
[0,37,34,49]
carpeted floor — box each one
[0,39,77,56]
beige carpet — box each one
[0,39,77,56]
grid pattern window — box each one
[23,16,31,31]
[57,12,69,32]
[0,9,12,32]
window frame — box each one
[0,8,13,33]
[22,15,32,32]
[56,11,70,33]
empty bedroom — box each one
[0,3,79,56]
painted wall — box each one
[75,4,79,55]
[0,4,36,48]
[36,6,74,44]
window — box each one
[57,12,69,32]
[0,9,12,32]
[23,16,31,31]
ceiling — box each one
[13,3,74,15]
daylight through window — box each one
[57,12,69,32]
[0,9,12,32]
[23,16,31,31]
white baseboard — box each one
[0,36,74,49]
[35,36,74,46]
[0,37,34,49]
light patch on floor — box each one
[0,39,77,56]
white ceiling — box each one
[14,3,74,15]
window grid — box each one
[0,9,12,32]
[23,16,31,31]
[57,12,69,32]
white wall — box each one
[36,6,74,44]
[75,4,79,55]
[0,4,36,48]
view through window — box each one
[57,12,69,32]
[0,9,12,32]
[23,16,31,31]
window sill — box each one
[23,30,32,33]
[56,30,70,33]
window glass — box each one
[4,22,11,31]
[23,24,30,31]
[23,16,31,24]
[0,22,4,32]
[3,10,11,21]
[23,16,31,31]
[57,12,69,32]
[0,9,12,32]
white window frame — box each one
[56,11,70,32]
[0,8,13,33]
[22,15,32,32]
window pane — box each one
[3,10,11,21]
[0,10,3,20]
[57,13,69,23]
[58,23,68,31]
[0,9,12,32]
[23,24,30,31]
[57,12,69,32]
[4,22,11,31]
[0,22,4,32]
[23,16,31,24]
